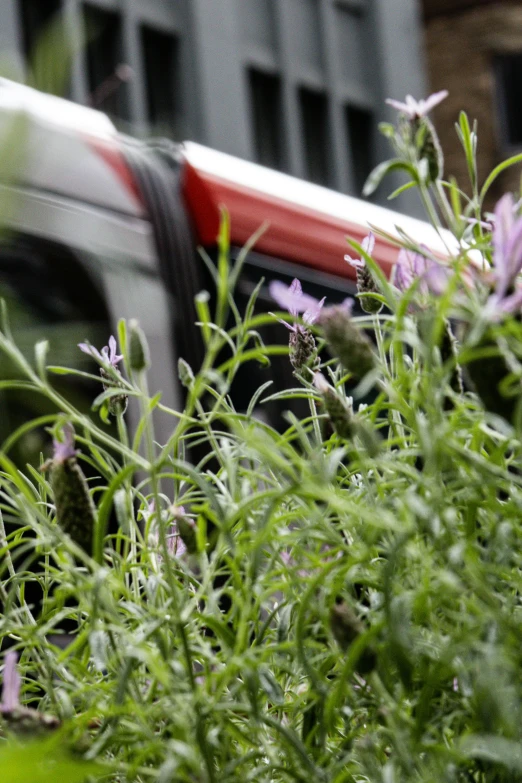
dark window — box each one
[299,88,331,186]
[345,105,373,196]
[18,0,62,59]
[248,69,286,171]
[0,235,110,468]
[496,53,522,147]
[18,0,68,95]
[84,5,128,120]
[141,26,182,138]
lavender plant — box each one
[2,91,522,783]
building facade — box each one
[0,0,426,207]
[423,0,522,208]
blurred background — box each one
[0,0,428,202]
[1,1,520,207]
[0,0,522,469]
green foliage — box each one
[2,96,522,783]
[0,736,103,783]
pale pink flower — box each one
[483,193,522,318]
[464,216,494,232]
[393,248,449,297]
[386,90,448,120]
[147,501,188,559]
[269,278,325,332]
[344,232,375,270]
[166,505,188,558]
[78,335,123,367]
[52,423,78,462]
[0,652,21,714]
[491,193,522,299]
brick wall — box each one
[423,3,522,209]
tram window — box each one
[0,235,111,467]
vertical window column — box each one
[141,26,182,139]
[248,69,286,171]
[299,87,331,187]
[18,0,67,95]
[345,105,374,197]
[18,0,62,60]
[496,53,522,149]
[83,4,128,121]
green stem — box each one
[137,369,216,782]
[117,411,139,599]
[308,395,322,445]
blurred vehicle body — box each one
[0,78,447,454]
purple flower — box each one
[464,216,494,232]
[0,651,21,713]
[52,422,78,462]
[344,232,375,270]
[490,193,522,300]
[166,506,188,558]
[386,90,448,120]
[487,285,522,320]
[393,249,426,292]
[269,278,325,332]
[148,502,188,559]
[393,248,449,297]
[78,335,123,367]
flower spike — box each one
[269,278,325,372]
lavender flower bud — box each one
[128,319,149,372]
[175,512,198,555]
[314,373,353,440]
[329,603,376,674]
[268,277,325,374]
[355,265,383,315]
[178,357,195,388]
[99,368,128,416]
[1,706,61,735]
[318,306,375,380]
[49,424,96,554]
[0,652,60,735]
[78,336,128,416]
[415,117,444,183]
[345,234,382,315]
[289,328,319,373]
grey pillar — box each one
[371,0,427,215]
[318,1,353,194]
[371,0,427,106]
[273,0,306,179]
[63,0,88,105]
[121,0,148,133]
[0,1,24,80]
[187,0,251,158]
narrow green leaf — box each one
[195,290,212,344]
[480,152,522,204]
[34,340,49,382]
[387,181,417,200]
[363,158,418,197]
